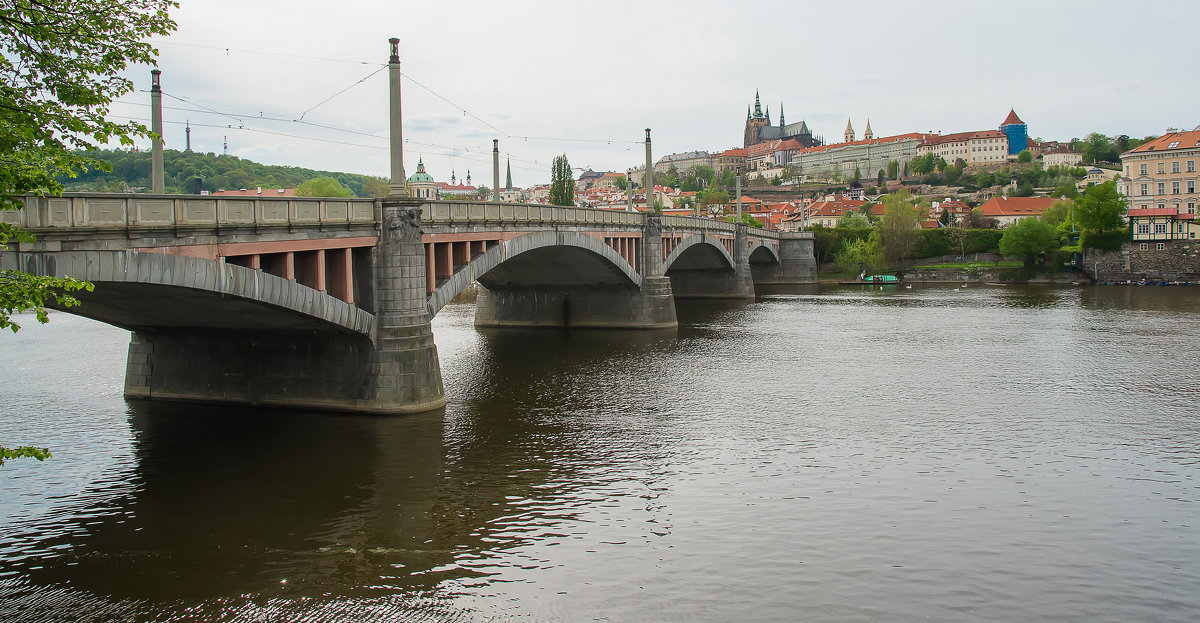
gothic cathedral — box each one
[743,90,823,150]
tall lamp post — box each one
[735,165,742,225]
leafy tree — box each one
[1051,182,1079,199]
[877,190,920,264]
[781,164,799,182]
[549,154,575,206]
[295,176,353,197]
[359,176,390,198]
[717,167,736,189]
[835,233,883,273]
[975,171,993,188]
[1040,199,1074,228]
[887,160,899,180]
[999,217,1059,265]
[1,446,51,466]
[1017,149,1033,163]
[725,213,765,228]
[935,157,947,172]
[1074,180,1126,232]
[771,175,782,186]
[613,175,627,191]
[2,0,175,463]
[962,207,999,230]
[837,211,871,228]
[877,169,885,187]
[852,166,862,187]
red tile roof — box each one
[977,196,1054,217]
[794,133,931,156]
[1125,130,1200,154]
[920,130,1007,147]
[1128,208,1191,217]
[1001,109,1024,126]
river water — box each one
[1,284,1198,622]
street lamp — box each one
[735,165,742,225]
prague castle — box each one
[743,91,823,149]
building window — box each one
[1156,243,1166,250]
[1140,164,1147,175]
[1154,223,1167,234]
[1173,182,1181,194]
[1189,160,1196,172]
[1189,181,1196,193]
[1140,242,1148,250]
[1158,163,1166,174]
[1158,182,1166,195]
[1158,203,1166,210]
[1140,184,1148,195]
[1138,223,1151,234]
[1173,162,1181,173]
[1189,203,1196,214]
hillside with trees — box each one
[59,148,391,198]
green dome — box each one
[407,171,434,183]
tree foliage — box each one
[835,233,882,273]
[0,445,52,466]
[837,211,871,228]
[877,190,920,264]
[294,176,354,198]
[1074,181,1126,232]
[549,154,575,206]
[999,217,1059,265]
[2,0,175,334]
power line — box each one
[152,40,376,65]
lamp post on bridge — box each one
[735,165,742,225]
[150,69,164,194]
[387,37,406,197]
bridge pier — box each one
[367,198,446,412]
[667,224,756,299]
[752,231,818,285]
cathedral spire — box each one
[864,119,873,140]
[747,105,751,120]
[765,105,770,125]
[753,90,763,119]
[844,118,855,143]
[505,158,512,191]
[779,103,785,128]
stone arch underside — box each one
[9,250,375,337]
[663,234,735,273]
[427,230,642,318]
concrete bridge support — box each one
[752,231,818,285]
[367,199,446,412]
[667,225,756,299]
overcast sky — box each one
[111,0,1198,189]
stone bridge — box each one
[3,193,815,414]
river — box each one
[1,284,1198,622]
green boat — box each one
[840,274,900,285]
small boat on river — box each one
[840,274,901,285]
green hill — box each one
[61,149,388,197]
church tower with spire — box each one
[744,90,770,148]
[743,90,821,149]
[863,119,873,141]
[505,158,513,191]
[844,119,855,143]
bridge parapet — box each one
[6,193,378,249]
[423,200,643,230]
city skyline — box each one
[110,0,1200,189]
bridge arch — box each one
[12,250,374,337]
[662,234,736,273]
[427,231,642,317]
[748,242,780,264]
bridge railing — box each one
[423,201,645,228]
[4,193,377,231]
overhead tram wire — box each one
[152,39,646,149]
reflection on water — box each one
[2,285,1200,621]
